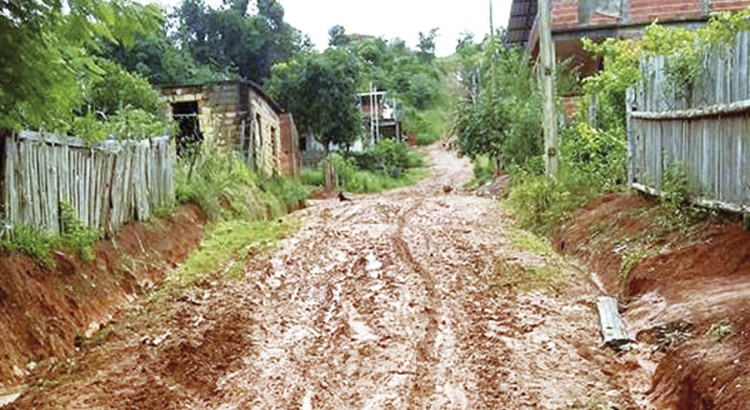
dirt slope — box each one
[558,193,750,409]
[0,205,205,389]
[9,146,635,409]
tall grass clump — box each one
[0,202,102,265]
[506,122,627,235]
[175,141,309,221]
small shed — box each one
[160,79,300,178]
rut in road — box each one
[10,145,637,410]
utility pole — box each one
[539,0,559,179]
[489,0,494,36]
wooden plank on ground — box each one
[596,296,631,349]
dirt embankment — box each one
[557,192,750,409]
[0,205,205,388]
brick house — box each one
[160,80,300,179]
[507,0,750,78]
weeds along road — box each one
[11,144,638,409]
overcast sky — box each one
[279,0,514,56]
[154,0,514,56]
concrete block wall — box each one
[162,81,301,179]
[203,83,244,148]
[160,83,246,149]
[250,92,281,178]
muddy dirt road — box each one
[11,145,638,409]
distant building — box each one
[507,0,750,78]
[299,87,403,167]
[160,79,300,178]
[358,88,402,144]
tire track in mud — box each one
[391,201,442,407]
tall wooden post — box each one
[0,130,7,221]
[539,0,559,179]
[490,0,494,35]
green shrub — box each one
[83,58,163,118]
[0,223,55,266]
[176,145,261,221]
[658,161,706,231]
[406,107,449,146]
[301,168,325,186]
[70,59,173,145]
[506,175,576,235]
[455,46,543,167]
[305,152,428,194]
[58,201,103,261]
[468,155,497,188]
[560,122,627,191]
[258,177,310,214]
[351,139,424,177]
[505,151,610,235]
[0,202,102,265]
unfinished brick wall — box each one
[553,0,580,29]
[628,0,703,23]
[711,0,750,11]
[552,0,750,30]
[162,81,301,178]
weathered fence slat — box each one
[1,131,174,236]
[629,30,750,214]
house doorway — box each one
[172,101,203,157]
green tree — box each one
[268,49,362,151]
[0,0,163,130]
[328,25,350,47]
[97,24,230,85]
[417,28,439,62]
[175,0,305,84]
[455,38,542,166]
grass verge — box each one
[491,260,568,294]
[166,217,300,287]
[508,227,556,257]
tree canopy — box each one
[174,0,308,85]
[1,0,451,148]
[268,49,362,151]
[0,0,163,130]
[455,36,542,166]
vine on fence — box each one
[585,11,750,105]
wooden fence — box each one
[0,131,174,236]
[628,30,750,213]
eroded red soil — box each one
[8,146,635,409]
[0,205,205,389]
[558,192,750,409]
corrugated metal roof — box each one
[505,0,537,45]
